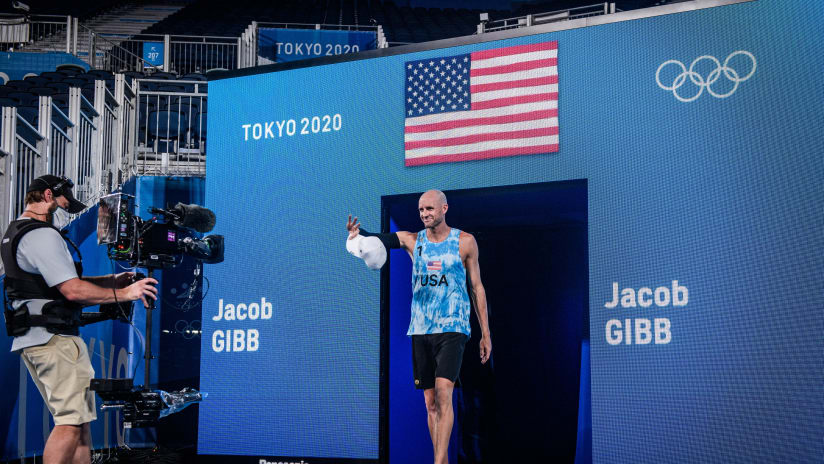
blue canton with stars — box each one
[405,54,471,117]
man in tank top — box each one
[346,189,491,464]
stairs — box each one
[21,4,183,68]
[82,4,182,43]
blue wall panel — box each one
[200,0,822,461]
[0,52,88,83]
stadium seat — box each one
[8,92,38,106]
[56,64,86,74]
[51,94,70,112]
[46,82,72,93]
[86,70,114,80]
[81,87,95,102]
[204,68,227,77]
[39,72,66,82]
[137,80,161,91]
[5,80,34,90]
[123,71,146,82]
[71,74,98,83]
[0,97,18,107]
[59,78,86,87]
[16,106,39,125]
[148,110,186,135]
[158,84,186,92]
[29,87,57,97]
[57,68,80,77]
[24,76,50,86]
[181,73,206,81]
[149,72,177,80]
[148,109,187,153]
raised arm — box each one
[462,233,491,364]
[346,215,416,258]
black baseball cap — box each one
[26,175,86,214]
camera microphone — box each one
[149,207,180,220]
[171,203,216,233]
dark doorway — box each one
[381,180,590,464]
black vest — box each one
[1,218,83,336]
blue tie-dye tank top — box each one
[407,228,471,336]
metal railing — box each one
[48,104,72,175]
[240,23,256,68]
[0,114,8,227]
[0,14,30,47]
[0,13,389,73]
[116,77,136,180]
[478,3,615,33]
[256,21,384,32]
[133,79,207,176]
[97,83,118,192]
[113,34,240,74]
[77,23,162,73]
[0,15,159,72]
[0,14,70,52]
[169,35,239,74]
[72,88,100,206]
[0,74,137,232]
[27,15,71,52]
[1,107,45,219]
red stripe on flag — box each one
[405,109,558,133]
[471,41,557,60]
[405,144,559,166]
[471,92,558,111]
[471,75,559,93]
[470,58,557,77]
[405,127,558,150]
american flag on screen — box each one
[427,260,442,271]
[404,41,559,166]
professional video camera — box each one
[97,193,224,268]
[92,193,222,427]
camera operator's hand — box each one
[112,271,136,289]
[123,278,159,307]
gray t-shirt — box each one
[9,217,79,352]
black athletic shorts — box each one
[411,332,469,390]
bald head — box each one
[418,189,448,230]
[420,189,447,207]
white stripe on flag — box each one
[471,49,558,69]
[404,117,558,142]
[405,135,559,159]
[470,66,558,85]
[471,84,559,103]
[405,100,558,127]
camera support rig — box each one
[92,193,223,427]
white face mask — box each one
[52,208,70,229]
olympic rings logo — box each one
[656,51,756,102]
[174,319,202,339]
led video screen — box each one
[199,1,823,461]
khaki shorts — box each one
[21,335,97,426]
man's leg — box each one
[424,387,439,450]
[432,377,455,464]
[43,424,81,464]
[72,422,92,464]
[23,337,95,464]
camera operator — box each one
[1,175,157,464]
